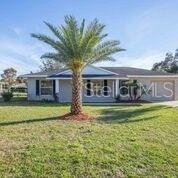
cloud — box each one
[124,1,178,50]
[11,27,23,36]
[96,52,164,70]
[0,38,46,75]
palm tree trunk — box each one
[70,70,82,115]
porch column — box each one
[115,79,119,97]
[174,79,178,100]
[55,79,59,94]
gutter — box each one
[46,77,129,80]
[127,75,178,78]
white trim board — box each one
[89,64,119,75]
[22,75,48,78]
[54,65,119,76]
[127,75,178,78]
[47,77,129,80]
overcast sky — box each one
[0,0,178,74]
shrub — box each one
[115,94,121,103]
[1,91,13,102]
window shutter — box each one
[87,80,91,96]
[53,80,56,95]
[104,80,108,96]
[36,80,40,96]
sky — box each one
[0,0,178,75]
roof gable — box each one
[58,65,118,75]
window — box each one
[91,80,103,96]
[120,80,129,95]
[41,80,53,95]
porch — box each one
[54,78,128,103]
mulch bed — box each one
[60,112,94,121]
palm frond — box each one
[87,40,125,64]
[80,19,85,37]
[79,19,106,60]
[31,16,125,68]
[31,33,59,50]
[63,16,80,57]
[41,52,69,64]
[43,21,67,45]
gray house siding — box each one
[82,79,115,103]
[58,80,72,102]
[128,77,177,101]
[57,79,115,103]
[26,77,178,102]
[27,78,54,101]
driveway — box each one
[154,101,178,107]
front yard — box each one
[0,102,178,177]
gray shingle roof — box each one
[101,67,173,76]
[21,66,176,78]
[20,68,67,77]
[49,74,115,78]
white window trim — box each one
[90,80,104,96]
[40,80,53,96]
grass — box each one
[0,101,178,177]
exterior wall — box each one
[174,79,178,100]
[58,80,72,102]
[27,77,178,103]
[82,79,115,103]
[27,78,54,101]
[128,77,176,101]
[58,79,116,103]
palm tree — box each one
[31,15,124,117]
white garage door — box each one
[151,81,174,101]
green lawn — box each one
[0,102,178,177]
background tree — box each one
[16,76,26,84]
[175,49,178,59]
[152,49,178,73]
[1,68,17,89]
[40,58,64,72]
[31,15,124,118]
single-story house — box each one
[22,65,178,103]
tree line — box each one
[152,49,178,73]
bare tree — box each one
[1,68,17,89]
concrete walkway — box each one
[154,101,178,107]
[84,101,178,107]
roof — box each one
[21,66,178,79]
[101,67,173,76]
[48,74,116,78]
[20,68,67,77]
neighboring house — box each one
[0,82,5,93]
[22,65,178,103]
[11,83,27,93]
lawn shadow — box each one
[0,101,70,107]
[83,103,143,107]
[0,116,63,127]
[98,105,168,124]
